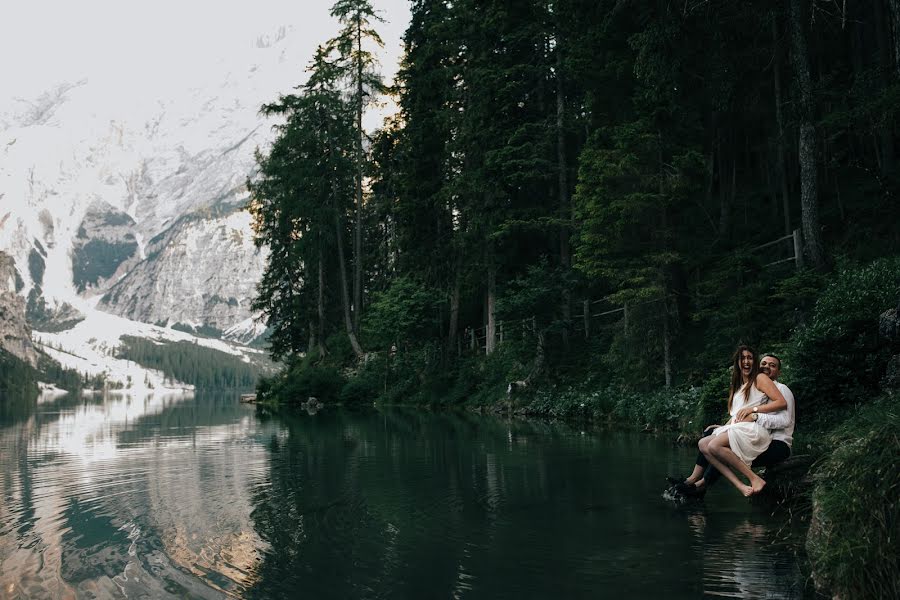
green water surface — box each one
[0,390,811,599]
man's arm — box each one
[756,385,795,430]
[755,409,791,430]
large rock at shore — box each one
[879,298,900,391]
[879,304,900,343]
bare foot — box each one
[740,484,753,497]
[750,476,767,495]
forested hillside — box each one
[117,336,262,389]
[250,0,899,400]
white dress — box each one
[711,384,772,465]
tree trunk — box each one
[448,273,460,351]
[889,0,900,76]
[353,14,364,333]
[556,43,571,351]
[317,240,327,357]
[308,320,317,359]
[485,262,497,355]
[789,0,828,271]
[325,113,364,359]
[718,146,730,238]
[772,15,792,236]
[874,0,896,174]
[663,299,672,389]
[334,209,364,358]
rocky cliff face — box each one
[0,31,307,343]
[99,207,268,336]
[71,202,141,295]
[0,252,38,366]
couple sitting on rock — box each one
[670,345,796,499]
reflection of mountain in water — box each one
[0,391,269,598]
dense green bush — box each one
[362,277,441,349]
[340,357,385,404]
[259,360,346,405]
[692,366,731,429]
[806,397,899,600]
[787,257,900,425]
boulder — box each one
[879,305,900,343]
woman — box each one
[697,345,787,497]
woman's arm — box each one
[755,374,787,412]
[735,374,787,421]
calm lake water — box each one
[0,390,813,599]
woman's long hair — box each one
[727,345,759,414]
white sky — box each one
[0,0,410,123]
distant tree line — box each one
[117,336,259,389]
[250,0,900,390]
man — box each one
[671,354,795,498]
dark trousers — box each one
[694,426,791,487]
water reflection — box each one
[0,397,812,599]
[0,390,267,599]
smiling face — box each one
[739,350,755,380]
[760,355,781,381]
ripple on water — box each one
[1,398,812,599]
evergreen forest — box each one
[249,2,900,596]
[117,336,262,389]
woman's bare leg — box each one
[700,434,753,496]
[709,434,767,495]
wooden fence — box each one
[456,229,804,354]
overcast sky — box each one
[0,0,410,119]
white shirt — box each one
[756,381,795,448]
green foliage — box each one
[787,257,900,424]
[363,276,441,349]
[339,369,381,404]
[71,239,138,292]
[259,359,346,405]
[117,336,260,389]
[693,366,731,428]
[806,397,899,600]
[0,348,38,403]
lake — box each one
[0,390,812,598]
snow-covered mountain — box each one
[0,26,316,383]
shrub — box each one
[806,397,899,600]
[787,256,900,423]
[693,366,731,429]
[259,361,346,405]
[339,376,379,403]
[362,277,441,349]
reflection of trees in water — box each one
[245,408,628,599]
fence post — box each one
[499,322,504,344]
[792,228,804,271]
[470,328,476,350]
[583,299,590,339]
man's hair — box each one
[761,353,782,368]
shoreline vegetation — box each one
[246,1,900,597]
